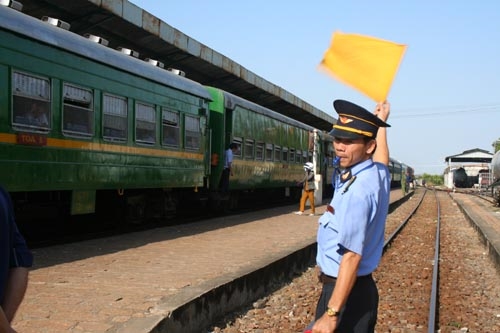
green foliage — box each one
[493,139,500,153]
[419,173,444,186]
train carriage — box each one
[389,158,403,188]
[205,87,331,207]
[0,5,212,221]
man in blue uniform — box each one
[310,99,391,333]
[220,143,238,194]
[0,186,33,332]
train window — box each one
[289,148,295,163]
[244,139,254,159]
[393,162,402,182]
[265,143,273,161]
[62,83,93,137]
[135,102,156,144]
[296,150,302,164]
[162,109,179,147]
[232,138,242,158]
[11,71,51,132]
[274,145,281,162]
[256,142,264,161]
[282,147,289,162]
[103,94,128,142]
[184,115,200,150]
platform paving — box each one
[450,192,500,270]
[12,190,408,333]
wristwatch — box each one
[326,307,339,317]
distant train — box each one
[453,167,469,188]
[0,4,412,224]
[490,150,500,203]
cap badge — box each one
[339,116,353,124]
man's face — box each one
[333,137,375,168]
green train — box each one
[206,87,336,209]
[0,4,336,223]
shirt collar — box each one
[350,159,373,176]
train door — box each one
[206,87,226,192]
[223,109,234,154]
[319,133,335,199]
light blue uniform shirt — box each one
[224,148,233,169]
[316,159,390,277]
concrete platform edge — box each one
[451,194,500,273]
[112,243,317,333]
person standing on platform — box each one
[219,143,238,194]
[0,186,33,333]
[308,99,391,333]
[294,162,316,216]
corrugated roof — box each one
[445,148,494,163]
[16,0,336,131]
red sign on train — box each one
[16,133,47,146]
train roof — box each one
[0,6,212,101]
[210,87,317,132]
[12,0,336,132]
[444,148,494,163]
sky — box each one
[130,0,500,175]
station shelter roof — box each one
[17,0,336,132]
[445,148,494,164]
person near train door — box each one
[308,99,391,333]
[219,143,238,194]
[294,162,316,216]
[0,186,33,332]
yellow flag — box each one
[319,31,407,102]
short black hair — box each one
[229,143,237,149]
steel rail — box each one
[384,188,427,250]
[428,189,440,332]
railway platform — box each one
[11,189,412,333]
[449,192,500,271]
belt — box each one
[319,272,372,284]
[318,272,336,284]
[326,204,335,214]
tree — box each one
[419,173,443,186]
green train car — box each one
[0,4,334,223]
[0,5,212,221]
[206,87,335,208]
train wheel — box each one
[127,195,147,223]
[493,187,500,207]
[228,191,239,210]
[208,192,225,214]
[161,191,177,219]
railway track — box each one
[376,188,439,331]
[206,188,500,332]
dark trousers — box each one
[219,168,230,193]
[314,275,378,333]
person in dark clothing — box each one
[0,187,33,332]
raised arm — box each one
[373,101,390,165]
